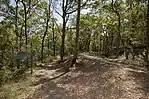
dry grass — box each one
[0,73,37,99]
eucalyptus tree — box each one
[14,0,19,51]
[110,0,125,56]
[21,0,39,50]
[21,0,29,50]
[73,0,81,64]
[52,18,56,56]
[53,0,77,60]
[41,0,52,62]
[20,0,39,67]
[0,0,18,67]
[53,0,88,60]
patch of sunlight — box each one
[34,69,57,78]
[46,64,53,67]
[69,71,82,78]
[80,54,104,61]
[107,58,119,62]
[84,72,94,76]
[124,68,147,73]
[91,62,96,65]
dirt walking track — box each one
[27,54,149,99]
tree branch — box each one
[66,0,89,14]
[54,9,63,17]
[27,0,39,14]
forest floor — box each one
[1,53,149,99]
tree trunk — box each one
[86,33,91,52]
[52,19,56,57]
[60,13,66,60]
[22,1,27,48]
[105,32,109,57]
[15,0,19,52]
[73,0,81,63]
[30,42,33,74]
[145,0,149,68]
[41,0,51,62]
[47,37,50,56]
[19,25,23,51]
[116,14,121,56]
[24,5,27,50]
[99,35,102,51]
[60,0,66,61]
[110,31,114,47]
[22,0,28,67]
[103,35,105,53]
[41,18,50,61]
[93,33,96,52]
